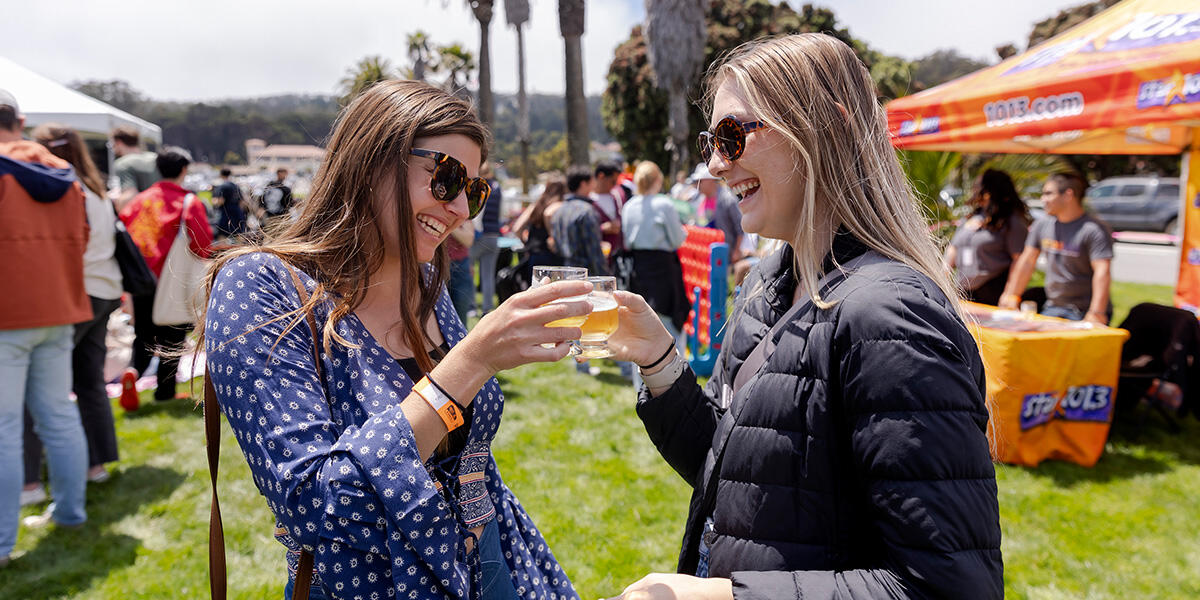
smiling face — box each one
[707,78,804,240]
[375,133,481,264]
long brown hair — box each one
[529,177,566,231]
[31,123,106,197]
[199,80,489,373]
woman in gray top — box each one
[944,169,1031,305]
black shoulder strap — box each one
[206,263,321,600]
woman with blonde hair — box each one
[202,80,586,599]
[619,161,688,344]
[605,34,1002,599]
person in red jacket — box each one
[119,146,213,403]
[0,89,91,566]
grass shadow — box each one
[594,372,633,388]
[0,464,186,596]
[1023,450,1172,487]
[0,527,140,598]
[1023,416,1200,487]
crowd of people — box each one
[0,29,1130,599]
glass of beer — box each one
[532,265,590,348]
[576,276,619,359]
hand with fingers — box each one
[603,573,732,600]
[606,290,677,367]
[456,279,595,376]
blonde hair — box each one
[703,33,960,312]
[197,80,489,374]
[632,160,664,196]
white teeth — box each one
[730,179,760,199]
[417,215,446,236]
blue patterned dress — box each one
[205,252,578,600]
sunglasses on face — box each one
[410,148,490,218]
[697,115,767,164]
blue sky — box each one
[2,0,1084,101]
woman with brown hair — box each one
[944,168,1031,305]
[510,177,566,278]
[22,124,123,496]
[604,34,1002,599]
[202,80,587,599]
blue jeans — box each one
[471,233,501,313]
[0,325,87,556]
[478,517,520,600]
[449,256,475,325]
[284,570,329,600]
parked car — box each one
[1085,176,1180,235]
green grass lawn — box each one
[2,281,1195,598]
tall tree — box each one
[439,43,477,101]
[559,0,590,167]
[603,0,871,169]
[70,79,146,114]
[644,0,707,177]
[469,0,496,129]
[339,55,397,104]
[407,31,436,81]
[505,0,532,191]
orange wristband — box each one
[413,377,465,431]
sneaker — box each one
[119,368,139,412]
[87,466,110,483]
[22,510,83,530]
[19,486,47,507]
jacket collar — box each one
[756,229,871,312]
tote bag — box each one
[152,194,207,326]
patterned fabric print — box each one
[205,253,579,600]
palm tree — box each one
[439,43,477,101]
[644,0,707,176]
[339,55,397,104]
[407,31,436,81]
[558,0,589,167]
[505,0,532,191]
[468,0,496,129]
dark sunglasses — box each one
[410,148,490,218]
[697,115,767,163]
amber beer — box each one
[545,298,590,329]
[579,297,619,341]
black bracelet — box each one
[426,375,468,413]
[638,341,677,370]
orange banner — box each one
[886,0,1200,155]
[1175,146,1200,312]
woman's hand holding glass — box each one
[453,280,594,378]
[606,290,677,368]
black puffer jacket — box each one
[637,236,1003,599]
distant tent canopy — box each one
[0,56,162,177]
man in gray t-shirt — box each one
[110,126,160,209]
[999,173,1114,323]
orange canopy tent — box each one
[884,0,1200,311]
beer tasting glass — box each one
[532,265,590,348]
[576,276,619,359]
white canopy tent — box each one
[0,56,161,145]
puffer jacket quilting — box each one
[637,238,1003,599]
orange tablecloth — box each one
[964,302,1129,467]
